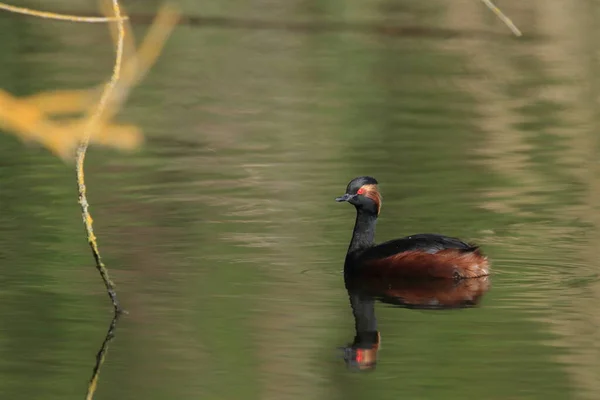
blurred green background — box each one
[1,1,598,399]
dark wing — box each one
[360,233,476,260]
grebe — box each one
[336,176,490,280]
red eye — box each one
[357,188,366,195]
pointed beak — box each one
[335,193,354,202]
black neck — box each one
[347,210,377,253]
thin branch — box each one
[480,0,522,37]
[0,2,128,23]
[75,0,126,313]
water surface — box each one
[1,1,599,399]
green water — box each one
[1,1,599,399]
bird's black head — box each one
[335,176,382,216]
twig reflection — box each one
[86,312,121,400]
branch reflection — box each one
[86,312,121,400]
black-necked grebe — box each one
[336,176,490,280]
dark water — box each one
[1,1,599,399]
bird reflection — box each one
[85,312,121,400]
[342,275,490,371]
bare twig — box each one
[1,0,179,313]
[0,2,128,23]
[480,0,522,37]
[75,0,126,313]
